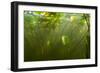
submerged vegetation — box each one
[24,11,90,62]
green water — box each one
[24,11,90,62]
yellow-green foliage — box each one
[24,11,90,61]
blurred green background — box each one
[24,11,90,62]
